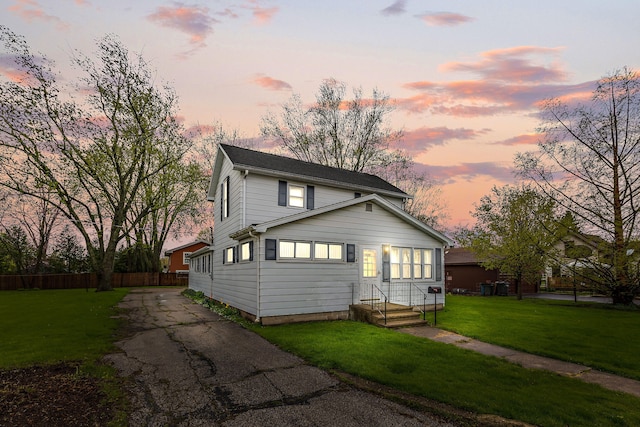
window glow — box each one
[289,185,305,207]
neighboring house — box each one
[445,247,499,294]
[164,240,210,273]
[546,232,603,288]
[445,247,541,294]
[188,144,453,325]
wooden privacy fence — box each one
[0,272,188,291]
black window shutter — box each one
[222,249,226,264]
[346,244,356,262]
[234,245,239,263]
[307,185,314,210]
[278,181,287,206]
[265,239,277,260]
[435,248,442,281]
[249,241,254,261]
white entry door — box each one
[359,246,382,302]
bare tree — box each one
[0,27,192,291]
[1,191,59,274]
[516,68,640,304]
[261,78,448,227]
[261,78,403,173]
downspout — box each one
[249,229,260,323]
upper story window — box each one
[221,176,230,219]
[288,185,305,207]
[278,180,314,209]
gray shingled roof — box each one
[220,144,408,196]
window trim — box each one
[390,246,437,281]
[182,251,192,265]
[279,240,312,260]
[313,242,344,261]
[240,241,254,262]
[221,176,230,219]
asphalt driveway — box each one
[105,288,458,426]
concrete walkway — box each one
[105,288,457,426]
[399,326,640,398]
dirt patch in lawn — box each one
[0,363,116,427]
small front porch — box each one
[351,281,445,328]
[349,302,442,328]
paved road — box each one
[105,288,458,426]
[525,292,640,306]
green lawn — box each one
[247,294,640,427]
[252,319,640,427]
[437,295,640,380]
[0,288,128,368]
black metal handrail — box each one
[371,284,388,325]
[411,283,429,320]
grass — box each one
[436,295,640,380]
[0,288,129,369]
[251,320,640,427]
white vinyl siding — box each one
[193,150,445,320]
[243,174,405,225]
[259,202,446,317]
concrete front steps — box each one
[350,303,441,328]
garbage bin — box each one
[480,283,494,296]
[495,281,509,296]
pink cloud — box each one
[183,123,218,138]
[381,0,407,16]
[398,126,490,154]
[418,12,473,27]
[245,0,278,24]
[8,0,69,30]
[252,74,292,91]
[417,162,515,185]
[442,46,567,83]
[399,46,598,117]
[147,3,216,49]
[493,134,540,146]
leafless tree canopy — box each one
[516,67,640,304]
[261,78,448,228]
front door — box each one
[359,246,382,303]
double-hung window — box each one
[422,249,433,279]
[314,242,343,260]
[279,240,311,259]
[278,181,314,209]
[240,241,253,262]
[288,185,305,207]
[221,176,229,219]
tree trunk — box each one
[96,244,116,292]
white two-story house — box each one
[189,144,453,325]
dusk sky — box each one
[2,0,640,230]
